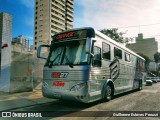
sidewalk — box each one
[0,89,53,111]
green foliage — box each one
[99,28,133,44]
[154,52,160,63]
[138,53,151,71]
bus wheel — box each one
[104,85,112,101]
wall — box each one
[0,43,46,93]
[0,42,11,92]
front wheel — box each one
[104,85,112,101]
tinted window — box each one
[94,46,101,60]
[125,52,131,62]
[114,47,122,59]
[102,42,110,60]
[93,46,101,67]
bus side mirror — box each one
[86,38,91,54]
[86,38,96,57]
[37,45,50,59]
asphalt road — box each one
[10,82,160,120]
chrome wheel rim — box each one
[106,86,111,99]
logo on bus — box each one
[109,58,120,81]
[56,32,74,40]
[51,72,69,78]
[52,81,64,87]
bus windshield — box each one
[45,39,90,67]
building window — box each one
[114,47,122,59]
[102,42,110,60]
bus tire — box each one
[104,85,112,102]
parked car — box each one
[152,78,158,83]
[146,79,153,86]
[157,78,160,82]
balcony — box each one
[67,0,74,5]
[66,6,73,13]
[53,3,65,12]
[66,15,73,22]
[52,13,65,21]
[66,21,73,26]
[51,27,63,33]
[51,23,65,30]
[51,7,65,16]
[51,18,65,25]
[55,0,65,7]
[66,11,73,18]
[66,2,73,9]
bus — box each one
[37,27,146,103]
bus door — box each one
[89,41,102,96]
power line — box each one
[118,23,160,29]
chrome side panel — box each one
[42,65,91,103]
[42,65,111,103]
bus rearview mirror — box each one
[37,45,50,59]
[86,38,96,57]
[86,38,91,54]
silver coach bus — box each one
[37,27,146,103]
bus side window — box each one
[93,46,101,67]
[114,47,122,59]
[125,52,131,62]
[102,42,110,60]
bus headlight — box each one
[70,82,87,91]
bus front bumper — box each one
[42,87,90,103]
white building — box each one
[12,35,29,52]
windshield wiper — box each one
[49,54,60,68]
[65,55,73,68]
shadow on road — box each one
[6,89,142,117]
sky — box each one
[0,0,160,49]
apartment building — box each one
[127,33,158,60]
[34,0,74,50]
[12,35,29,51]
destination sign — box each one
[52,28,95,42]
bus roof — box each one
[94,29,145,61]
[51,27,145,61]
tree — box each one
[99,28,133,44]
[154,52,160,63]
[138,53,151,71]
